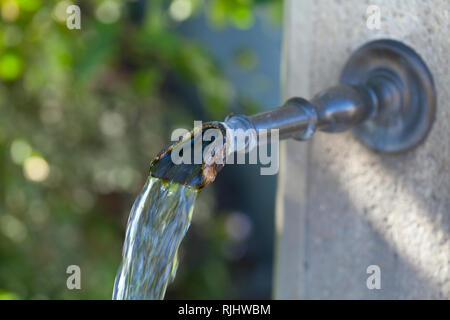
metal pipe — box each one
[150,39,435,188]
[148,40,435,187]
[224,40,436,153]
[225,84,377,143]
[246,97,316,140]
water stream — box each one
[112,177,198,299]
[113,123,227,300]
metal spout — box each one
[150,39,436,187]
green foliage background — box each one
[0,0,282,299]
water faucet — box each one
[150,39,436,189]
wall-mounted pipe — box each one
[149,39,436,189]
[225,39,436,153]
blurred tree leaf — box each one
[0,0,281,299]
[0,289,20,300]
[0,52,24,81]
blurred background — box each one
[0,0,282,299]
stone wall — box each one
[274,0,450,299]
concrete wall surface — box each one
[274,0,450,299]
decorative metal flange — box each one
[340,39,436,152]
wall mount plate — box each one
[340,39,436,153]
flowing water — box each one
[112,177,198,299]
[113,123,227,300]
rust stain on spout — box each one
[149,121,227,190]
